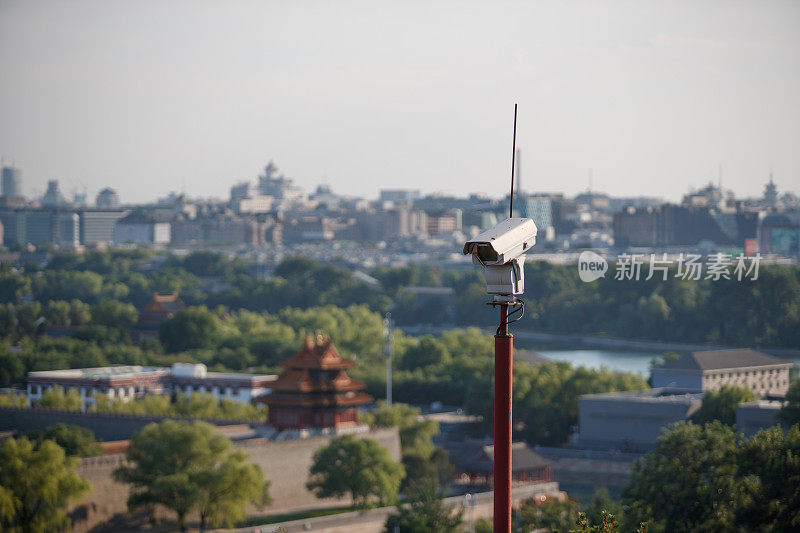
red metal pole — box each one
[494,303,513,533]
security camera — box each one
[463,218,537,301]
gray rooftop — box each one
[29,366,166,379]
[657,349,789,372]
[581,388,704,403]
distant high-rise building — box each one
[79,209,129,245]
[96,187,120,208]
[380,189,421,204]
[73,191,87,206]
[1,165,21,197]
[764,175,778,209]
[230,182,259,201]
[257,161,305,202]
[41,180,66,206]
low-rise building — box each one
[448,440,553,488]
[736,399,783,437]
[26,363,276,410]
[651,349,793,396]
[578,388,703,451]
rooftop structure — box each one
[114,210,171,245]
[1,165,21,198]
[135,292,185,341]
[651,349,793,396]
[449,441,552,488]
[42,179,66,207]
[96,188,120,208]
[262,335,372,431]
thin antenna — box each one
[509,104,518,218]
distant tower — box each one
[764,174,778,209]
[42,180,65,206]
[96,187,121,208]
[1,165,21,197]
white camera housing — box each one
[463,217,537,300]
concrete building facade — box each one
[651,349,793,396]
[114,211,171,245]
[736,400,783,437]
[578,388,703,451]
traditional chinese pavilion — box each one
[450,441,552,488]
[263,335,372,431]
[134,292,186,341]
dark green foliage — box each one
[691,385,756,426]
[778,378,800,427]
[520,497,580,533]
[383,481,463,533]
[0,347,24,387]
[360,402,453,492]
[463,361,648,446]
[623,422,800,532]
[307,435,404,508]
[0,273,31,304]
[360,402,439,457]
[623,422,740,532]
[28,423,102,457]
[584,488,623,528]
[164,250,247,278]
[397,335,450,370]
[114,420,269,533]
[401,449,454,493]
[159,307,221,352]
[574,510,622,532]
[3,251,799,353]
[90,299,138,330]
[0,437,90,532]
[735,426,800,530]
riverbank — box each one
[399,325,800,358]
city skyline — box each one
[1,1,798,203]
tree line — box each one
[1,250,798,350]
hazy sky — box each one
[1,0,798,204]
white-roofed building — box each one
[27,363,276,410]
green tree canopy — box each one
[90,299,139,330]
[735,425,800,529]
[520,497,580,533]
[361,402,439,457]
[778,378,800,427]
[400,448,454,493]
[114,420,269,532]
[0,437,90,532]
[623,422,800,532]
[38,388,83,410]
[383,481,463,533]
[307,435,404,508]
[0,347,24,388]
[691,385,756,426]
[29,424,102,457]
[398,335,451,370]
[584,488,623,529]
[359,402,451,491]
[623,421,739,532]
[159,307,221,353]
